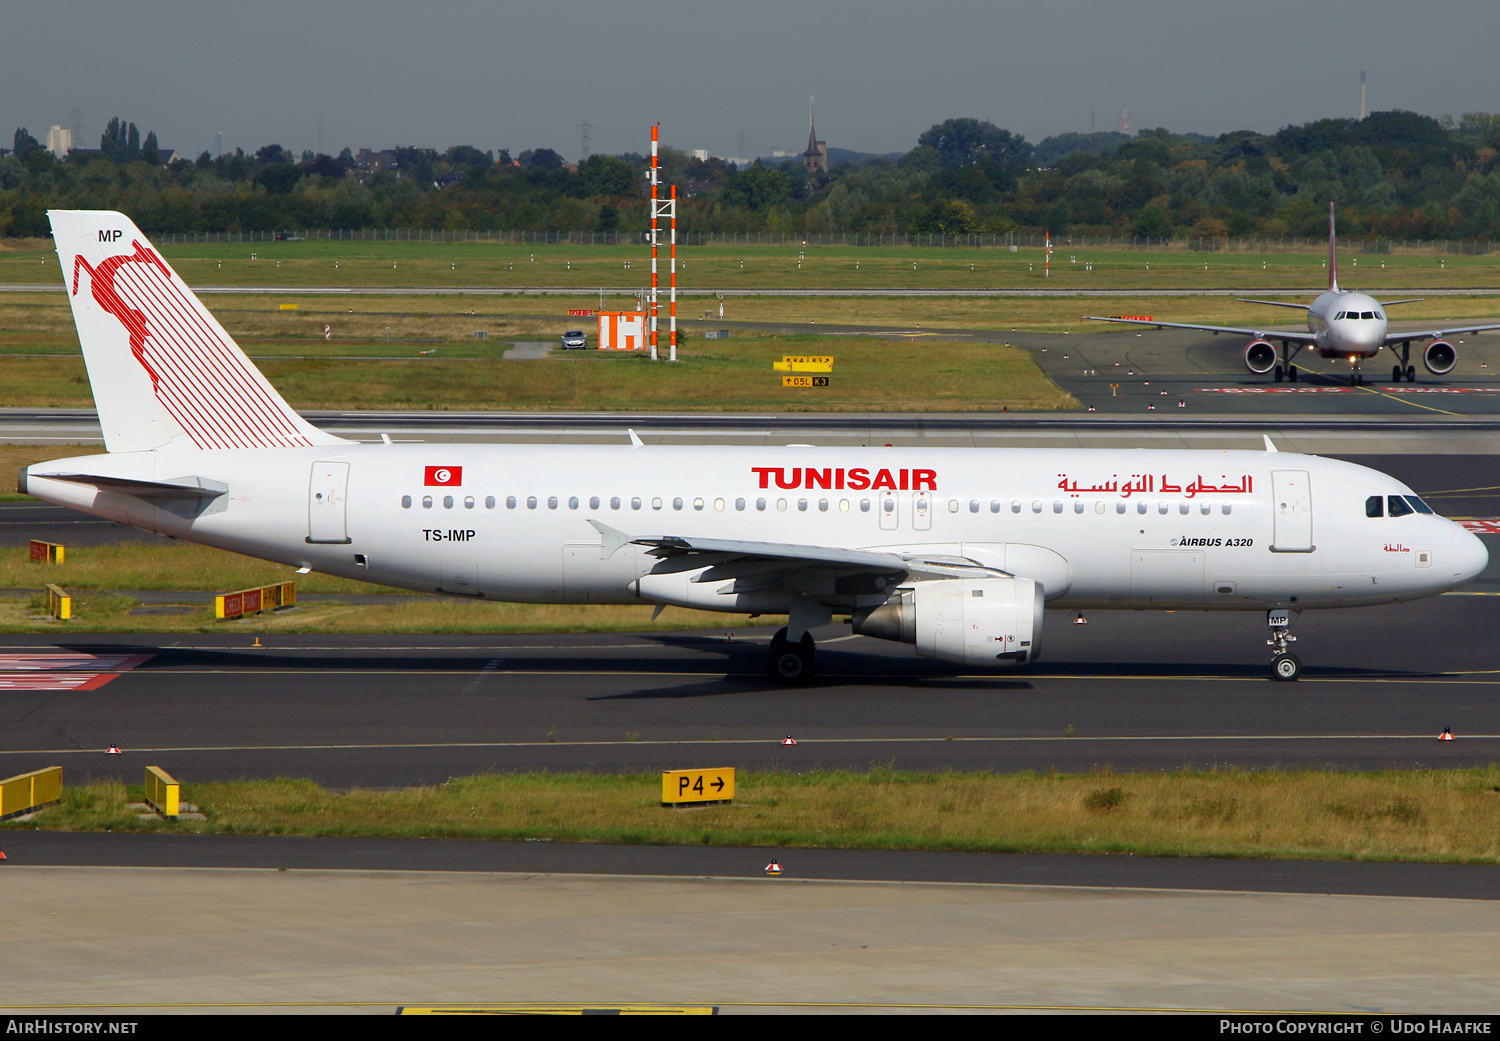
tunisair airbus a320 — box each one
[19,211,1488,683]
[1086,202,1500,385]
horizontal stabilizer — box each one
[24,471,227,500]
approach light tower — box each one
[647,124,678,362]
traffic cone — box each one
[1074,613,1087,625]
[0,850,7,861]
[1440,727,1455,741]
[765,859,782,875]
[105,745,121,755]
[781,735,796,746]
[1147,405,1156,410]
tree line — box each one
[4,111,1500,241]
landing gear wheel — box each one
[1288,365,1299,381]
[1406,365,1417,382]
[1393,364,1404,382]
[767,627,816,684]
[1274,364,1284,382]
[1271,653,1302,682]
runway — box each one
[2,589,1498,786]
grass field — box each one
[15,767,1500,864]
[0,296,1077,411]
[7,235,1500,292]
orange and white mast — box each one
[669,183,678,362]
[649,124,659,361]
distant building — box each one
[802,96,827,174]
[691,149,708,162]
[45,125,72,157]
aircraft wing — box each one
[1083,316,1318,342]
[1384,323,1500,344]
[588,521,1002,582]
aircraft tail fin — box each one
[48,210,347,453]
[1328,201,1340,293]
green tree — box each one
[916,118,1031,169]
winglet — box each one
[627,428,644,448]
[1263,435,1278,453]
[588,518,635,558]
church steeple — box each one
[802,95,827,174]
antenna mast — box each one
[1360,71,1366,120]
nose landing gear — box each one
[1267,609,1301,681]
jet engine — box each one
[1243,340,1277,374]
[851,577,1043,667]
[1424,339,1457,375]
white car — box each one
[560,330,588,349]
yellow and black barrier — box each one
[144,766,180,820]
[45,583,71,621]
[28,539,64,564]
[0,766,62,820]
[662,767,735,807]
[216,581,297,620]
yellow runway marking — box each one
[1286,362,1467,415]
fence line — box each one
[148,228,1499,255]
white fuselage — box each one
[23,444,1487,616]
[1308,289,1388,360]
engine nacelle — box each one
[1243,339,1277,374]
[1424,339,1457,375]
[851,577,1043,667]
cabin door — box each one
[1271,470,1314,552]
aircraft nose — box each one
[1448,527,1490,589]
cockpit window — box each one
[1366,495,1384,518]
[1404,495,1434,515]
[1374,312,1384,320]
[1362,311,1376,320]
[1387,495,1414,518]
[1334,312,1346,320]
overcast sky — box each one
[5,1,1498,162]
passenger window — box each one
[734,497,745,511]
[1137,502,1148,515]
[631,497,642,510]
[1405,495,1434,515]
[526,496,537,509]
[882,497,895,514]
[692,497,703,511]
[443,495,455,509]
[840,499,850,512]
[860,499,871,512]
[1073,501,1083,514]
[589,496,600,510]
[1012,500,1022,513]
[1179,502,1189,515]
[401,495,412,509]
[1387,495,1414,518]
[672,497,682,510]
[422,495,433,509]
[949,499,960,513]
[610,496,621,510]
[1222,503,1233,515]
[485,496,496,510]
[1032,500,1042,513]
[506,495,516,509]
[712,498,723,511]
[818,498,829,512]
[991,500,1001,513]
[797,498,808,511]
[777,498,788,512]
[757,498,767,511]
[1116,502,1126,515]
[652,497,663,510]
[547,496,558,510]
[464,496,475,509]
[970,500,980,513]
[567,496,578,510]
[1366,495,1384,518]
[1052,501,1063,514]
[1157,502,1168,515]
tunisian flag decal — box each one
[424,466,462,486]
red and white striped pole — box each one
[669,183,678,362]
[649,125,660,361]
[1044,229,1051,280]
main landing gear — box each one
[1267,609,1301,681]
[767,627,816,683]
[1391,342,1417,383]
